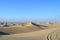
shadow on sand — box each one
[0,31,10,37]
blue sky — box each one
[0,0,60,22]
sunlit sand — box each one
[0,22,60,40]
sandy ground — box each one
[0,22,60,40]
[0,27,60,40]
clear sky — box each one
[0,0,60,22]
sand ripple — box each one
[47,29,60,40]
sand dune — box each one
[0,22,60,40]
[0,22,42,34]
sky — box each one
[0,0,60,22]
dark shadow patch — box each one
[0,31,9,35]
[31,22,40,27]
[3,24,10,27]
[31,22,48,29]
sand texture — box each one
[0,22,60,40]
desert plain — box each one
[0,22,60,40]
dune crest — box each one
[25,22,33,26]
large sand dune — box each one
[0,22,60,40]
[0,22,47,34]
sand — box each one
[0,22,60,40]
